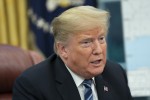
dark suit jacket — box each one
[13,54,133,100]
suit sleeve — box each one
[12,76,42,100]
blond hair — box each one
[51,6,110,54]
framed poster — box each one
[121,0,150,97]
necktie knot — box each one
[82,79,92,88]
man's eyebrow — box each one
[80,38,93,42]
[99,32,106,36]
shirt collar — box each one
[65,65,95,87]
[66,66,84,87]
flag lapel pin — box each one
[104,86,108,92]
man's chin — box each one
[92,67,104,76]
[85,70,104,79]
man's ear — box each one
[56,42,68,59]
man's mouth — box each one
[91,59,102,64]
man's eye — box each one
[83,41,91,44]
[81,40,92,47]
[100,37,104,40]
[99,36,105,43]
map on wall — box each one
[121,0,150,97]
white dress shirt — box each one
[66,66,98,100]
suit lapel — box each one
[95,68,123,100]
[54,57,81,100]
[95,75,105,100]
[56,77,81,100]
[95,75,119,100]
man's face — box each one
[61,27,107,79]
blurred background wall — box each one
[0,0,150,100]
[100,0,150,100]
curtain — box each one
[0,0,30,50]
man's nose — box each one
[92,40,102,55]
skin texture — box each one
[58,27,107,79]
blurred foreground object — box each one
[0,44,45,100]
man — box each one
[13,6,133,100]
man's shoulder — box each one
[13,54,61,98]
[16,54,58,82]
[101,61,132,100]
[105,60,125,73]
[102,60,127,83]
